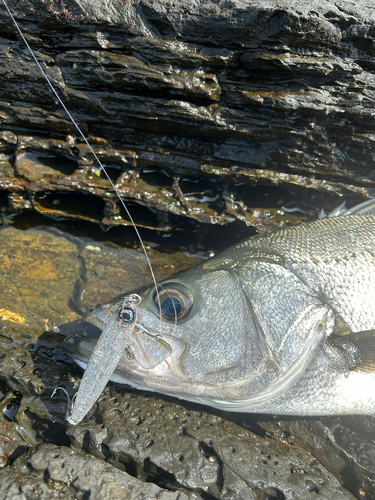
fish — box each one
[64,199,375,422]
[3,0,375,422]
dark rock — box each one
[1,442,191,499]
[66,390,356,500]
[0,0,375,232]
[1,2,375,499]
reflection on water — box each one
[0,220,204,330]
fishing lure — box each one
[67,295,141,424]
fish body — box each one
[3,0,373,419]
[66,213,375,417]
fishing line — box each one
[3,1,182,419]
[1,0,162,309]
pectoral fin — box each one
[332,330,375,373]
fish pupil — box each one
[161,298,182,318]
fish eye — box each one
[154,284,193,322]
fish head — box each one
[65,248,335,413]
[65,262,269,407]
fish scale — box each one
[239,215,375,332]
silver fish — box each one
[4,0,373,422]
[65,201,375,422]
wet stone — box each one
[0,225,202,329]
[66,392,356,500]
[259,417,375,499]
[0,0,375,498]
[1,2,375,232]
[0,443,191,500]
[0,226,81,330]
[80,241,202,312]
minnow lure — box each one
[66,294,141,424]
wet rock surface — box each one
[1,442,190,500]
[0,0,375,232]
[0,225,202,329]
[65,390,358,500]
[0,226,81,329]
[0,226,373,499]
[1,1,375,499]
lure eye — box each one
[154,284,193,322]
[119,307,134,323]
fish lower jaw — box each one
[109,370,233,408]
[74,358,218,399]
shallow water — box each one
[0,218,204,330]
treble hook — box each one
[51,387,77,421]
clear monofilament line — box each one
[1,0,159,298]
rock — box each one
[0,321,372,499]
[78,237,203,312]
[0,226,81,330]
[0,1,375,232]
[258,416,375,499]
[1,442,191,499]
[0,225,202,328]
[66,389,357,500]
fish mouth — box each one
[63,329,225,407]
[64,306,186,383]
[64,305,250,408]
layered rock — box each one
[0,0,375,232]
